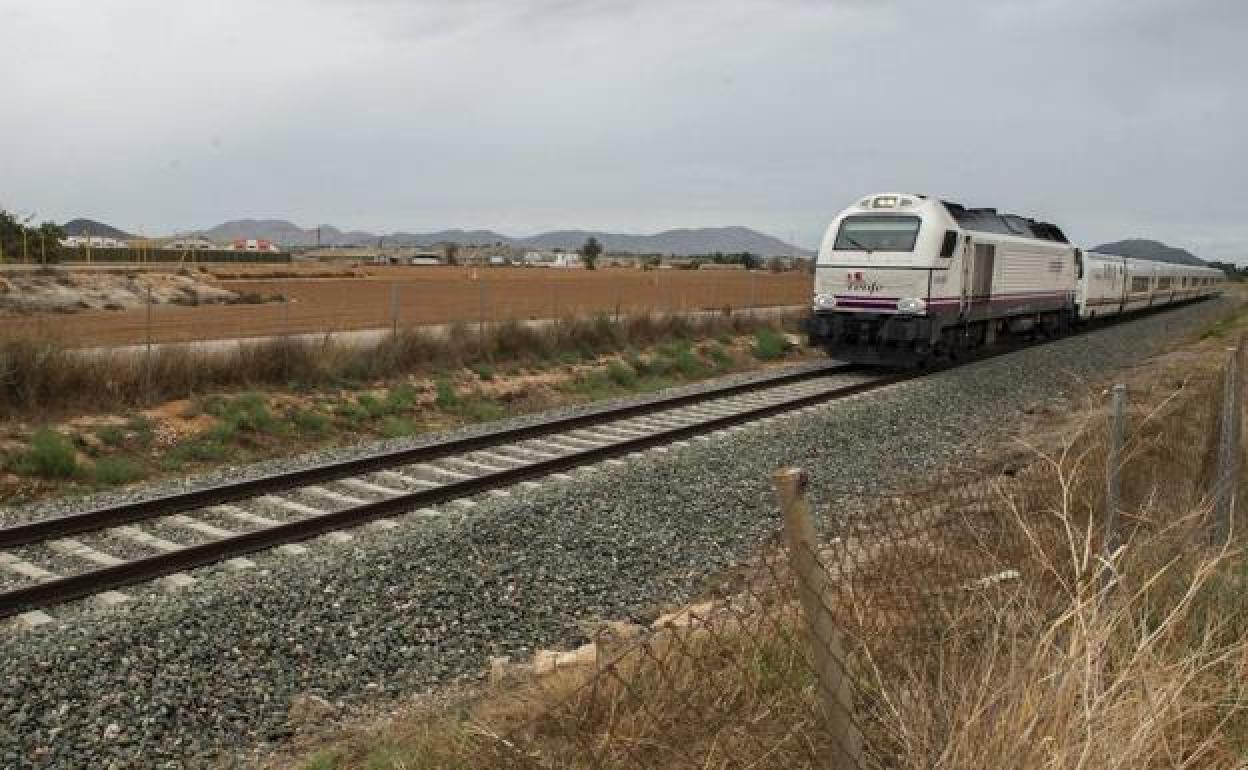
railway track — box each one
[0,363,903,625]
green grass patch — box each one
[168,439,229,464]
[379,416,418,438]
[471,362,496,381]
[705,343,735,372]
[751,327,790,360]
[12,430,80,480]
[606,360,638,387]
[292,409,332,436]
[1202,304,1248,339]
[92,456,146,485]
[434,379,461,410]
[300,748,343,770]
[94,424,127,448]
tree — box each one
[0,209,64,263]
[444,242,460,266]
[579,236,603,270]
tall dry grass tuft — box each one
[855,364,1248,769]
[0,311,799,420]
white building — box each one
[60,235,127,248]
[523,251,582,268]
[167,236,217,251]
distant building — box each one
[166,236,217,251]
[523,251,582,268]
[229,238,281,253]
[60,235,126,249]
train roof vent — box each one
[940,200,1070,244]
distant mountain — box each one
[61,218,132,240]
[194,219,810,256]
[517,226,805,256]
[60,217,811,256]
[1092,239,1207,266]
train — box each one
[804,193,1225,366]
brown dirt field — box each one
[2,267,812,347]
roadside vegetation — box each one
[0,312,803,502]
[274,305,1248,770]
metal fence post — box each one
[1103,384,1126,587]
[1213,346,1240,546]
[772,467,862,768]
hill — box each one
[61,218,132,240]
[189,219,808,256]
[1091,238,1206,266]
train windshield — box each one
[833,215,920,252]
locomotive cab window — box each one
[939,230,958,258]
[833,215,921,252]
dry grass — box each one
[275,327,1248,770]
[0,311,796,421]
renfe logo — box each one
[846,272,883,293]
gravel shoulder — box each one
[0,298,1234,769]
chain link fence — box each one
[414,335,1248,769]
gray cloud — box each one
[1,0,1244,259]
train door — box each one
[959,237,974,317]
[971,244,995,310]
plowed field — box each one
[5,267,811,347]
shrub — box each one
[673,347,707,377]
[472,363,496,381]
[459,396,505,422]
[606,360,638,387]
[435,379,461,410]
[291,409,331,435]
[751,327,789,361]
[705,343,735,371]
[92,456,145,485]
[12,429,80,479]
[94,424,127,448]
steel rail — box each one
[0,363,855,550]
[0,368,907,618]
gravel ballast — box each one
[0,299,1234,768]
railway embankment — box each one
[0,296,1238,768]
[0,313,806,508]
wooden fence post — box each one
[773,467,862,768]
[1213,343,1242,546]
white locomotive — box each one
[806,193,1223,366]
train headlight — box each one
[813,293,837,310]
[896,297,927,314]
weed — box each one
[472,362,496,381]
[12,429,80,479]
[385,383,419,412]
[435,379,461,410]
[751,327,789,360]
[606,360,638,387]
[672,348,707,378]
[94,424,127,448]
[379,416,417,438]
[357,393,386,419]
[299,748,343,770]
[705,343,735,371]
[168,440,228,464]
[92,456,146,485]
[455,394,506,423]
[292,409,331,436]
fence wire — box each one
[449,335,1247,770]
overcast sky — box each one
[2,0,1244,259]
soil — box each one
[1,266,811,347]
[0,269,240,315]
